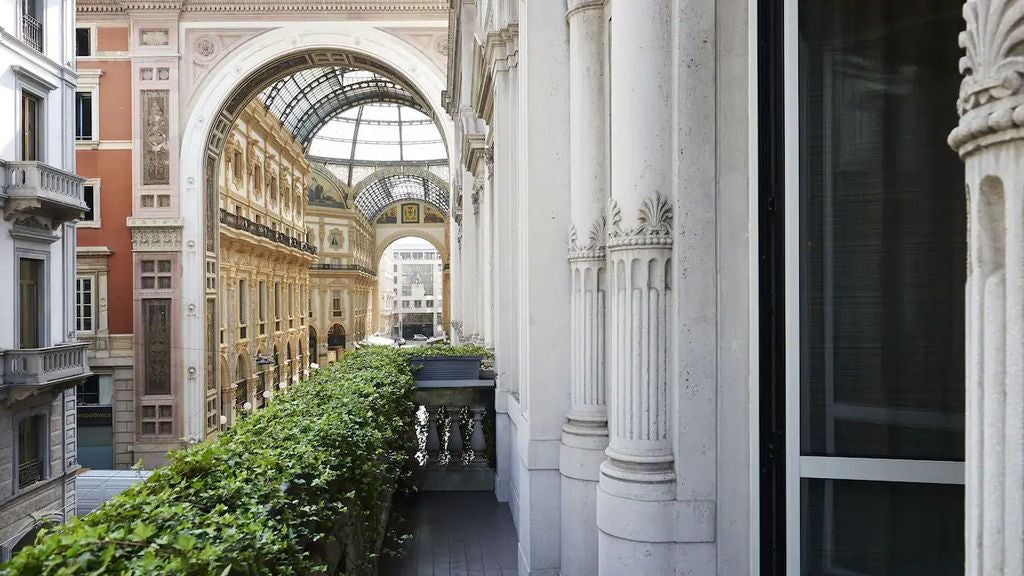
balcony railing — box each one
[1,343,91,391]
[21,12,42,52]
[309,263,378,277]
[3,161,87,223]
[219,208,317,256]
[18,458,44,488]
[414,377,495,491]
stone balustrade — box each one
[2,160,87,222]
[0,342,91,390]
[414,378,495,491]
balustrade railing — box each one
[1,342,90,388]
[4,161,87,218]
[18,458,44,488]
[219,208,317,256]
[413,379,495,491]
[309,263,378,276]
[21,12,42,52]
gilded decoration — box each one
[141,90,170,185]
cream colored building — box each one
[217,99,315,424]
[304,163,376,361]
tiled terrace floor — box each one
[379,491,519,576]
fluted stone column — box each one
[597,0,675,573]
[561,1,609,574]
[461,169,479,338]
[950,2,1024,574]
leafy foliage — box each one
[401,343,493,360]
[0,346,415,576]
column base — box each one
[560,421,607,576]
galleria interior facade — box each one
[1,0,1021,574]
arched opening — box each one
[378,236,446,342]
[286,342,293,386]
[328,323,346,350]
[180,31,452,439]
[308,326,318,363]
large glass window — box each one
[75,92,93,140]
[17,414,45,488]
[21,92,40,161]
[76,276,94,332]
[788,0,966,573]
[18,258,42,348]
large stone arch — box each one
[374,228,448,267]
[179,24,450,438]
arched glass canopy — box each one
[354,169,449,220]
[258,67,432,150]
[308,104,447,163]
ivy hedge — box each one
[400,343,493,359]
[0,346,416,576]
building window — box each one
[75,92,93,140]
[140,259,172,290]
[332,291,343,317]
[77,374,112,406]
[274,283,281,331]
[232,150,243,181]
[76,276,94,332]
[426,300,433,308]
[140,403,173,436]
[141,299,171,396]
[238,279,248,339]
[75,27,92,56]
[258,281,266,335]
[17,414,46,488]
[414,300,422,308]
[20,0,42,52]
[768,2,967,573]
[79,182,99,226]
[18,258,43,349]
[20,92,41,161]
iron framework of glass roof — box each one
[354,169,450,220]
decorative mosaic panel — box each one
[143,299,171,395]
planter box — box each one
[408,356,484,380]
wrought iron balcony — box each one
[0,342,91,403]
[219,208,317,256]
[18,458,44,488]
[2,161,87,224]
[309,262,378,277]
[21,12,43,52]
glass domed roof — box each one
[257,67,446,163]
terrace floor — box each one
[380,491,519,576]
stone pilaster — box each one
[561,2,609,574]
[598,0,676,572]
[950,2,1024,574]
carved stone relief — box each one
[606,193,672,248]
[140,29,169,46]
[141,90,170,185]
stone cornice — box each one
[78,0,447,13]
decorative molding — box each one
[471,178,483,216]
[606,193,672,249]
[950,0,1024,153]
[141,90,170,186]
[128,217,184,252]
[77,0,447,13]
[568,215,606,260]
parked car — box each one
[412,334,428,341]
[395,338,406,346]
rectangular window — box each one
[769,1,967,573]
[274,282,281,331]
[21,0,42,52]
[140,403,173,436]
[75,92,93,140]
[76,276,94,332]
[17,414,45,488]
[81,183,98,224]
[77,374,113,406]
[426,300,433,308]
[75,27,91,56]
[140,259,172,290]
[239,280,248,339]
[332,290,343,317]
[18,258,42,348]
[142,299,171,395]
[21,92,41,161]
[414,300,422,308]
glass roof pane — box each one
[354,142,403,162]
[403,142,448,161]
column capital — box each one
[950,0,1024,156]
[606,193,673,250]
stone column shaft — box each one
[561,4,609,575]
[598,1,675,573]
[951,2,1024,574]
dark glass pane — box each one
[799,0,966,460]
[76,92,92,139]
[802,479,963,575]
[75,28,90,56]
